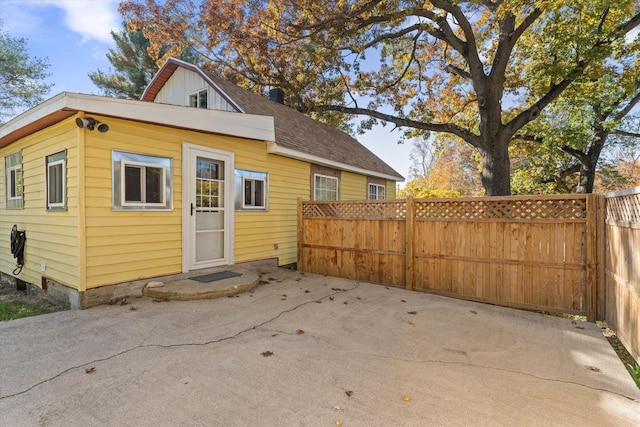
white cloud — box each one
[46,0,121,44]
[1,0,120,44]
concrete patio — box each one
[1,267,638,426]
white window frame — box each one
[314,173,339,201]
[112,150,173,211]
[368,183,386,200]
[234,169,268,211]
[121,161,166,207]
[7,165,22,200]
[5,151,23,209]
[189,89,208,109]
[242,177,266,209]
[46,150,67,211]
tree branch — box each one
[491,8,543,81]
[613,88,640,122]
[445,64,472,83]
[314,104,482,147]
[611,129,640,139]
[560,145,588,163]
[429,0,484,77]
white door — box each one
[183,144,234,271]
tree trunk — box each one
[575,162,596,193]
[575,133,607,194]
[478,141,511,196]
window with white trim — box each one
[234,169,268,211]
[46,150,66,210]
[314,174,338,201]
[189,89,208,109]
[5,151,23,209]
[112,151,173,210]
[368,183,386,200]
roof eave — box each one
[0,92,275,147]
[267,142,404,182]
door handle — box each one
[191,203,195,216]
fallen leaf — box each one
[585,365,600,372]
[85,367,96,374]
[329,296,334,301]
[296,278,302,282]
[401,299,406,303]
[268,277,277,281]
[408,320,415,326]
[152,297,169,303]
[402,395,412,401]
[258,280,270,285]
[407,311,417,315]
[261,351,274,357]
[119,298,128,306]
[130,306,137,311]
[343,301,349,305]
[272,334,279,337]
[296,329,305,335]
[356,297,361,300]
[281,297,287,301]
[331,287,344,292]
[575,325,585,330]
[304,289,310,293]
[336,420,343,427]
[315,300,322,304]
[282,294,287,297]
[345,390,354,397]
[334,406,342,411]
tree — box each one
[0,24,51,124]
[406,135,482,196]
[89,23,199,99]
[120,1,640,195]
[516,36,640,194]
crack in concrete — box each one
[0,282,360,401]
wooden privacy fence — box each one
[298,195,605,321]
[605,187,640,362]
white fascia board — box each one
[0,92,69,139]
[267,141,403,182]
[66,93,274,142]
[1,92,275,143]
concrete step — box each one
[142,269,259,301]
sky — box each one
[0,0,413,183]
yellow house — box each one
[0,58,403,308]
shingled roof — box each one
[142,58,403,181]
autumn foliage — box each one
[120,0,640,195]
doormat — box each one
[190,271,242,283]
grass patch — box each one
[0,300,53,321]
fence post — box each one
[596,194,606,321]
[297,197,303,272]
[405,197,414,290]
[586,194,605,322]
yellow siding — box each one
[0,118,80,290]
[83,115,310,288]
[341,171,366,200]
[2,112,393,292]
[386,180,397,199]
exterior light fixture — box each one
[75,117,109,133]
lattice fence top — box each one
[302,200,407,219]
[413,197,587,220]
[302,196,588,221]
[606,192,640,223]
